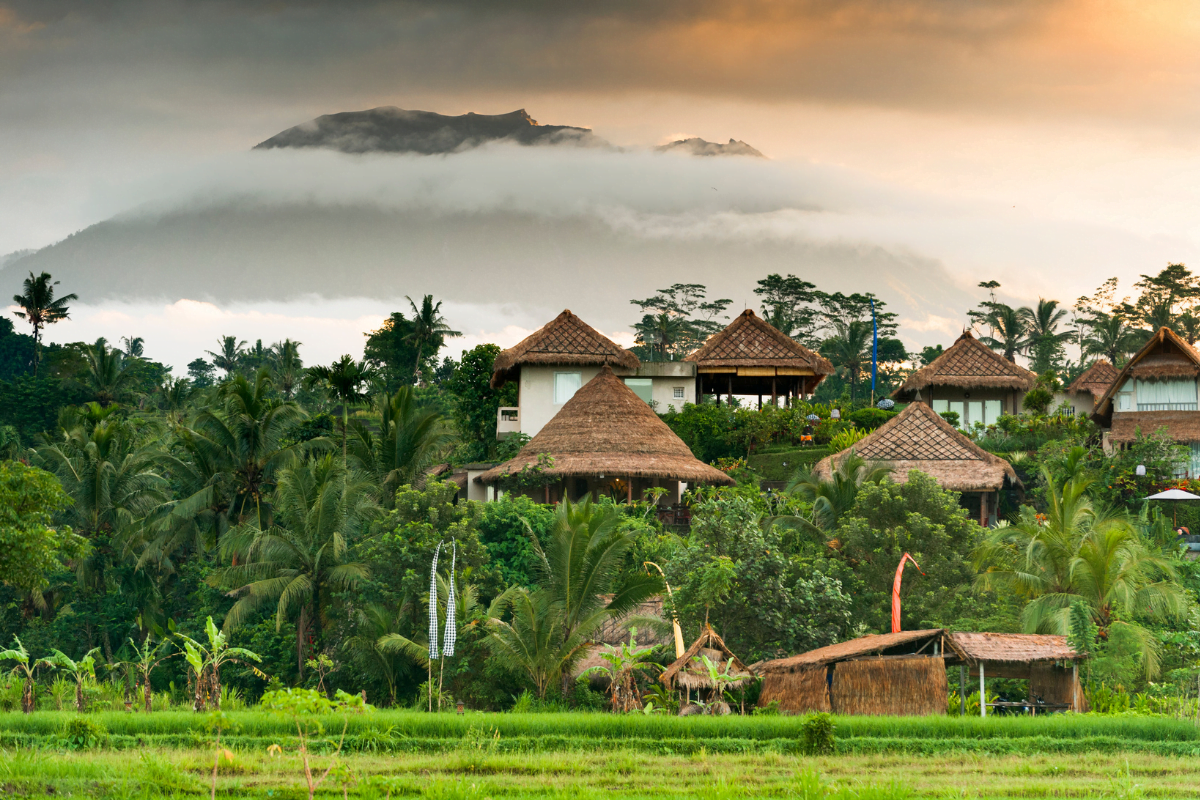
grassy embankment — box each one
[3,712,1200,798]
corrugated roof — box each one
[949,632,1082,663]
[1066,359,1119,400]
[479,366,735,485]
[895,330,1037,396]
[756,630,946,674]
[684,309,834,372]
[490,310,639,387]
[811,401,1019,492]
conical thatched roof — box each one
[1066,359,1119,401]
[894,330,1036,397]
[490,310,639,387]
[1092,326,1200,440]
[660,625,751,691]
[684,309,834,373]
[479,366,734,485]
[811,401,1019,492]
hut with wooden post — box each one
[1060,359,1120,417]
[811,401,1021,526]
[757,630,1086,716]
[478,366,734,504]
[660,625,753,715]
[684,309,833,408]
[892,330,1037,429]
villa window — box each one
[624,378,654,405]
[673,386,685,400]
[1135,379,1198,412]
[554,371,582,404]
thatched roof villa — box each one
[684,309,833,407]
[479,366,734,503]
[811,401,1020,525]
[756,629,1085,716]
[1091,326,1200,476]
[490,310,699,439]
[892,330,1037,429]
[1059,359,1120,417]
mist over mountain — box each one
[254,107,606,154]
[657,138,765,157]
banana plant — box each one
[47,647,101,712]
[128,634,176,713]
[0,636,56,713]
[581,627,661,713]
[177,616,262,712]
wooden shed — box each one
[756,630,952,716]
[946,632,1086,715]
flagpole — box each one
[870,298,878,407]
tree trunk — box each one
[209,666,221,711]
[22,678,34,714]
[75,681,84,713]
[193,670,206,713]
[144,675,153,713]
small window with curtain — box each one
[624,378,653,405]
[554,372,582,404]
[984,399,1002,425]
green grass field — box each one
[2,711,1199,798]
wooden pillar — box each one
[979,491,989,527]
[545,484,550,504]
[959,665,966,716]
[980,663,986,717]
[757,393,762,410]
[727,375,733,406]
[626,479,633,504]
[771,376,777,408]
[1072,663,1080,712]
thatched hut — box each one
[491,309,640,388]
[478,366,734,503]
[660,625,752,714]
[1061,359,1119,416]
[684,309,833,407]
[811,401,1021,525]
[757,630,952,716]
[947,632,1086,715]
[1091,327,1200,475]
[892,330,1037,428]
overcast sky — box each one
[4,0,1200,369]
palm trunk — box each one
[144,674,153,713]
[22,678,34,714]
[75,680,84,713]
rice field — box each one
[2,711,1199,798]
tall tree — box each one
[1080,313,1142,367]
[304,355,377,463]
[1019,299,1073,373]
[80,337,138,406]
[818,320,872,402]
[445,344,517,461]
[348,387,451,507]
[270,339,303,399]
[404,295,461,382]
[976,303,1026,362]
[206,336,247,378]
[120,336,145,358]
[753,274,821,344]
[630,284,732,360]
[216,455,377,675]
[783,450,892,534]
[11,271,77,374]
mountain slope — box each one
[254,107,605,154]
[657,138,765,157]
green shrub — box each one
[847,408,898,431]
[60,716,107,749]
[829,427,870,452]
[802,712,835,755]
[752,700,781,716]
[572,679,607,712]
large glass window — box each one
[554,371,582,404]
[624,378,653,405]
[949,401,966,428]
[1136,379,1198,411]
[931,399,949,414]
[984,399,1002,425]
[968,401,983,428]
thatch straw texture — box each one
[949,632,1082,664]
[660,625,751,691]
[810,402,1019,492]
[490,310,640,387]
[831,656,947,716]
[684,309,834,372]
[1110,411,1200,443]
[479,366,735,485]
[757,630,948,674]
[1093,327,1200,426]
[895,330,1036,396]
[590,597,672,647]
[1066,359,1119,400]
[757,667,831,713]
[1030,662,1086,710]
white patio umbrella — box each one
[1145,488,1200,526]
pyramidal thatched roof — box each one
[894,330,1036,397]
[684,309,834,372]
[1066,359,1119,400]
[479,366,734,485]
[812,401,1019,492]
[490,310,639,388]
[660,625,751,690]
[1092,326,1200,435]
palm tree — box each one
[405,295,461,381]
[206,336,247,378]
[120,336,145,358]
[974,463,1187,678]
[977,304,1026,362]
[485,586,587,699]
[176,616,261,712]
[781,450,892,534]
[0,636,56,713]
[1019,299,1074,373]
[819,320,872,401]
[80,337,138,406]
[215,455,377,676]
[12,271,77,374]
[1081,314,1143,367]
[271,339,303,399]
[527,496,661,694]
[305,355,377,462]
[342,604,409,707]
[633,312,687,361]
[347,387,451,506]
[158,376,192,421]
